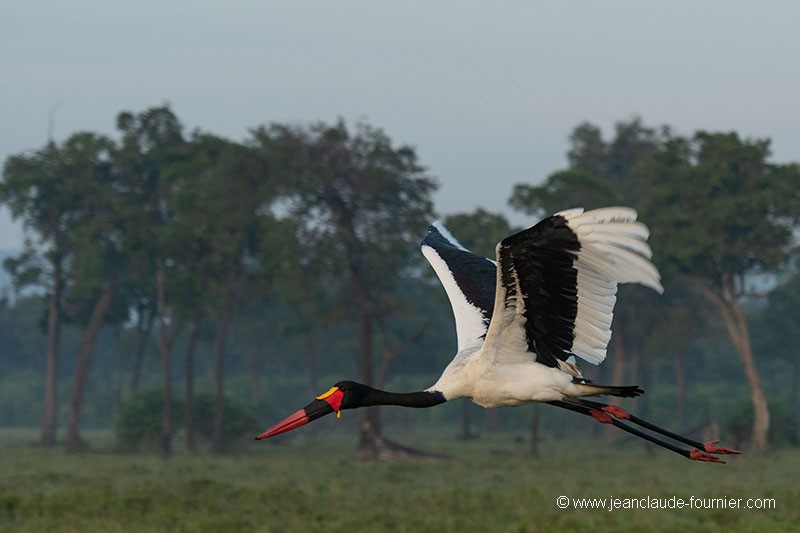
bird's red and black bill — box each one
[255,386,344,440]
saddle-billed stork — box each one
[256,207,739,462]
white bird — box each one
[256,207,738,462]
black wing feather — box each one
[497,214,580,368]
[422,224,497,326]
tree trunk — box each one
[156,258,173,459]
[605,330,627,440]
[530,404,540,458]
[352,291,413,459]
[351,269,383,455]
[357,322,431,458]
[41,256,62,446]
[700,274,770,454]
[113,328,124,412]
[211,286,238,453]
[185,312,203,452]
[156,266,187,459]
[358,328,383,456]
[460,402,475,440]
[66,280,115,452]
[589,354,609,440]
[376,323,428,389]
[640,350,655,457]
[673,350,686,431]
[354,296,435,458]
[129,307,154,395]
[306,334,319,396]
[793,358,800,446]
[610,327,627,385]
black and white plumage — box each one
[423,207,662,407]
[419,221,496,353]
[257,207,738,462]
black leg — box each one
[548,399,736,463]
[568,397,740,456]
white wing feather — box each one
[558,207,663,364]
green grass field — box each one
[0,428,796,532]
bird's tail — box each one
[573,381,644,398]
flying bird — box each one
[257,207,739,462]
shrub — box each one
[189,392,257,449]
[114,389,184,451]
[115,389,256,452]
[726,399,798,449]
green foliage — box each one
[727,399,799,448]
[753,271,800,359]
[510,170,618,218]
[640,132,799,280]
[114,389,183,451]
[0,370,41,426]
[262,119,437,292]
[442,208,515,258]
[114,390,256,451]
[511,117,670,218]
[188,392,257,448]
[0,129,125,319]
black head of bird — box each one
[255,381,352,440]
[256,381,446,440]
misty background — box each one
[3,1,800,249]
[1,2,799,458]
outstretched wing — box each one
[421,222,497,353]
[483,207,663,368]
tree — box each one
[509,169,617,218]
[443,208,517,257]
[511,117,668,215]
[166,131,277,453]
[1,132,124,448]
[640,132,800,454]
[61,132,132,451]
[1,141,72,446]
[567,122,607,177]
[754,270,800,440]
[264,119,436,458]
[115,105,186,457]
[565,117,669,202]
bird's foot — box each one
[689,448,726,463]
[703,440,740,455]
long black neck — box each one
[360,388,447,409]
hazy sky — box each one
[3,1,800,250]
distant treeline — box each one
[1,107,798,456]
